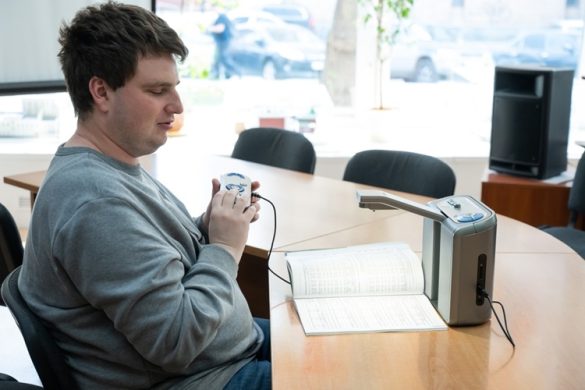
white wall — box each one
[0,0,152,86]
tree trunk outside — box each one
[322,0,357,107]
[374,47,392,110]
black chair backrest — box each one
[0,377,43,389]
[568,150,585,227]
[1,267,79,390]
[343,149,456,199]
[231,127,317,174]
[0,202,24,303]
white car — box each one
[390,24,494,83]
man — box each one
[208,11,241,79]
[19,2,270,389]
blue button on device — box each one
[455,212,484,223]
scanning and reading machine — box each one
[357,190,497,326]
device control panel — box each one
[434,196,491,224]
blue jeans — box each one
[211,41,240,79]
[224,317,271,389]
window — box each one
[155,0,585,116]
[1,0,584,160]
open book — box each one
[285,242,447,335]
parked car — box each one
[426,25,519,53]
[229,23,325,79]
[260,4,315,31]
[390,24,493,83]
[492,29,581,70]
[228,9,286,27]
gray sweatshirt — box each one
[19,146,262,389]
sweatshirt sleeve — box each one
[52,197,255,372]
[193,213,209,244]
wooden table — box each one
[3,170,45,209]
[269,208,585,389]
[7,154,585,388]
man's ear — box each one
[88,76,110,113]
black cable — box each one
[480,287,515,348]
[252,192,291,285]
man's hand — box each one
[201,178,261,236]
[207,189,259,263]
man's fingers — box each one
[244,202,260,221]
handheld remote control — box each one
[220,172,252,201]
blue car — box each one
[228,23,325,79]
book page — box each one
[286,242,423,298]
[294,295,447,335]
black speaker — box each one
[489,66,574,179]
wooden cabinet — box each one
[481,171,574,228]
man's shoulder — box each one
[41,150,144,203]
[47,153,121,184]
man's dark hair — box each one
[58,1,188,119]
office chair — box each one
[343,149,456,198]
[231,127,317,174]
[1,267,79,390]
[541,151,585,259]
[0,202,24,305]
[0,373,42,389]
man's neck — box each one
[65,119,139,165]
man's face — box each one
[106,55,183,158]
